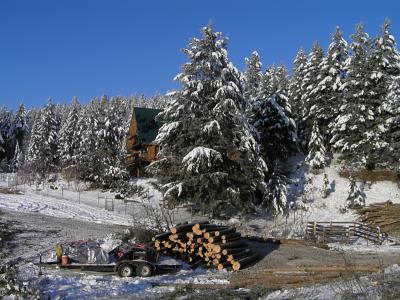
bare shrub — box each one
[130,187,176,233]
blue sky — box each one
[0,0,399,110]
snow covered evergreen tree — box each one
[59,97,81,167]
[26,99,60,174]
[346,176,365,208]
[252,65,298,172]
[289,48,308,131]
[12,104,28,153]
[148,25,271,215]
[265,173,287,214]
[0,132,4,159]
[330,24,373,166]
[98,97,129,187]
[383,78,400,171]
[0,108,13,164]
[10,141,22,172]
[312,27,348,142]
[25,111,42,174]
[322,173,330,198]
[251,97,297,172]
[301,42,324,148]
[306,121,328,169]
[243,51,263,103]
[365,20,400,168]
[74,98,102,181]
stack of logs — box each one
[357,201,400,234]
[153,222,258,271]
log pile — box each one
[356,201,400,235]
[153,222,258,271]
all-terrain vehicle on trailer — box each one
[44,240,180,278]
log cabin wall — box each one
[125,107,163,174]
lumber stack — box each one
[153,222,257,271]
[356,201,400,234]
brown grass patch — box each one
[339,169,400,184]
[0,187,21,194]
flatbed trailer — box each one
[38,258,181,277]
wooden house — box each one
[126,107,163,176]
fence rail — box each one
[305,221,386,245]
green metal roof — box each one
[134,107,163,143]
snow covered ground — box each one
[244,155,400,239]
[18,262,229,300]
[0,190,133,226]
[0,176,193,229]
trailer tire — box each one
[117,263,134,277]
[136,263,153,277]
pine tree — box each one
[301,42,324,148]
[12,104,28,154]
[243,51,263,103]
[99,97,129,187]
[322,173,330,198]
[251,97,297,172]
[0,132,4,158]
[25,111,42,173]
[148,25,270,215]
[26,99,60,174]
[59,97,81,167]
[289,48,308,136]
[252,65,298,172]
[312,27,348,142]
[75,99,101,181]
[383,78,400,171]
[10,141,22,172]
[0,108,13,164]
[306,121,328,169]
[330,24,373,166]
[265,173,287,214]
[366,20,400,168]
[346,176,365,208]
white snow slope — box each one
[0,190,133,226]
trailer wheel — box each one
[136,263,153,277]
[117,263,134,277]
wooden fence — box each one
[305,221,386,245]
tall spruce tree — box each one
[243,51,263,103]
[306,121,328,169]
[330,24,373,166]
[0,108,13,164]
[251,65,298,172]
[10,141,22,172]
[75,99,101,181]
[59,97,81,167]
[12,104,28,154]
[26,110,43,173]
[26,99,60,174]
[289,48,308,127]
[99,97,129,187]
[383,78,400,171]
[148,25,273,215]
[312,27,348,142]
[366,20,400,168]
[301,42,324,149]
[0,132,4,159]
